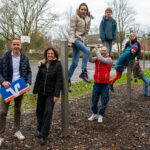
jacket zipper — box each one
[43,65,49,95]
[83,18,87,34]
[98,61,100,82]
[105,74,108,81]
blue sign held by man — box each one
[0,77,29,103]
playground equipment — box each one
[60,41,69,137]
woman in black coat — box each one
[33,47,62,145]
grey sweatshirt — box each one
[89,50,112,65]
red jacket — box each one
[94,56,112,84]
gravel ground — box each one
[1,84,150,150]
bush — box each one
[0,50,4,57]
[80,52,84,57]
[68,50,96,58]
[91,50,96,57]
[68,50,84,58]
[112,52,119,59]
[27,53,43,60]
[112,51,150,60]
[68,49,119,59]
[68,50,73,57]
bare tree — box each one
[107,0,136,55]
[147,26,150,39]
[0,0,57,50]
[89,25,99,35]
[130,24,142,35]
[55,6,73,40]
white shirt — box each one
[12,52,21,82]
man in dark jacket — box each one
[0,38,32,146]
[100,8,117,57]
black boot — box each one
[79,69,91,83]
[68,79,72,92]
[144,94,150,97]
[35,131,41,138]
[40,137,47,145]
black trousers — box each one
[36,94,55,138]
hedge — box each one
[68,50,150,60]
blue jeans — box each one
[68,40,90,79]
[141,76,150,95]
[105,41,112,56]
[91,83,110,116]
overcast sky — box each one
[51,0,150,27]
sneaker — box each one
[88,114,98,121]
[109,83,114,92]
[14,131,25,140]
[79,69,91,83]
[98,115,103,123]
[0,138,4,146]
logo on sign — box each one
[6,83,20,97]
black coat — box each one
[124,38,141,60]
[0,50,32,85]
[33,59,62,97]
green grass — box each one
[113,68,150,85]
[69,80,94,99]
[2,68,150,115]
[69,68,150,99]
[0,93,37,116]
[22,93,36,110]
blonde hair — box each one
[129,33,136,39]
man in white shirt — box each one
[0,38,32,146]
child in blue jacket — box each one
[109,43,138,91]
[100,8,117,57]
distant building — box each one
[52,40,61,48]
[29,49,42,54]
[141,39,150,51]
[87,34,119,52]
[87,34,102,48]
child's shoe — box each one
[144,94,150,97]
[68,79,72,92]
[109,83,114,92]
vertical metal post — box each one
[149,38,150,60]
[147,38,150,60]
[143,34,145,69]
[127,62,132,102]
[60,41,69,137]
